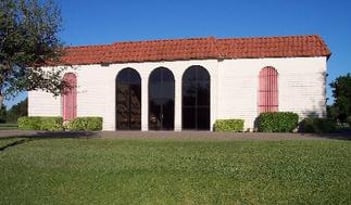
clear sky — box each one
[4,0,351,108]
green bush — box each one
[257,112,299,132]
[347,116,351,126]
[18,116,41,130]
[67,117,102,131]
[299,117,337,133]
[214,119,244,132]
[17,116,103,131]
[18,116,63,131]
[40,117,63,131]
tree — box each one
[0,103,6,123]
[0,0,67,109]
[329,73,351,122]
[6,98,27,123]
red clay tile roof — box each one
[61,35,331,65]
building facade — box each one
[28,35,331,131]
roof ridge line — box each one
[60,34,331,66]
[217,34,321,41]
[66,34,323,49]
[111,36,216,45]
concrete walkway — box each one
[0,130,350,141]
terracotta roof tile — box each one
[60,35,330,65]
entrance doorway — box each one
[182,66,210,130]
[115,68,141,130]
[149,67,175,130]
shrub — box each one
[214,119,244,132]
[18,116,41,130]
[39,117,63,131]
[299,117,337,133]
[347,116,351,126]
[18,116,63,131]
[67,117,102,131]
[257,112,299,132]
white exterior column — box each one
[174,77,182,131]
[210,62,220,131]
[141,75,149,131]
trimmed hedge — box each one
[257,112,299,132]
[18,116,40,130]
[17,116,103,131]
[67,117,102,131]
[18,116,63,131]
[299,117,336,133]
[40,117,64,131]
[214,119,244,132]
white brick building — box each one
[28,35,331,131]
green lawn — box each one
[0,137,350,205]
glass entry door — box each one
[116,68,141,130]
[149,67,175,130]
[182,66,210,130]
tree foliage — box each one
[0,0,66,107]
[6,98,27,123]
[329,73,351,122]
[0,104,6,123]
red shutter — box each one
[259,67,278,113]
[62,73,77,121]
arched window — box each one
[258,66,278,113]
[182,65,210,130]
[149,67,175,130]
[62,73,77,121]
[116,68,141,130]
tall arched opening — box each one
[116,68,141,130]
[182,66,210,130]
[149,67,175,130]
[62,73,77,121]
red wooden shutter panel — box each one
[63,73,77,121]
[259,67,278,113]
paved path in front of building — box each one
[0,130,350,141]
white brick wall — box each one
[217,57,327,129]
[28,90,61,116]
[28,56,327,131]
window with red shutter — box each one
[258,67,278,113]
[62,73,77,121]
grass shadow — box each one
[28,131,100,139]
[0,131,100,152]
[298,131,351,141]
[0,131,100,139]
[316,131,351,141]
[0,138,31,152]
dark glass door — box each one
[149,67,175,130]
[182,66,210,130]
[116,68,141,130]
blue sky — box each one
[5,0,351,108]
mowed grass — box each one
[0,137,350,205]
